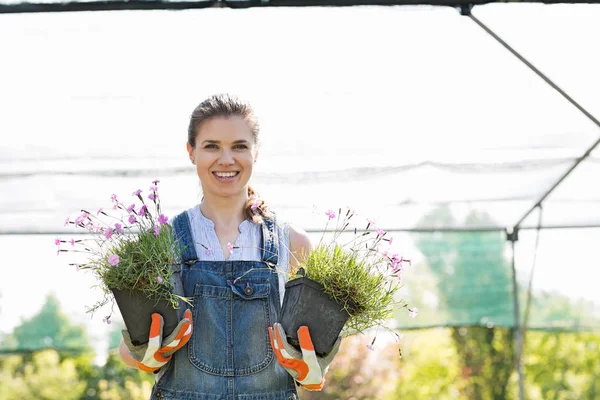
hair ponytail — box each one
[245,185,270,224]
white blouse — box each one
[186,205,290,305]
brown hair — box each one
[187,94,269,223]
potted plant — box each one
[56,180,192,346]
[280,208,416,356]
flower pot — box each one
[280,277,350,356]
[112,270,186,346]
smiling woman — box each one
[118,93,338,400]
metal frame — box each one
[2,4,600,398]
[1,0,598,15]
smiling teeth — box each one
[215,172,237,178]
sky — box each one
[1,3,600,362]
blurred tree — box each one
[415,206,515,400]
[2,293,90,353]
[77,320,153,400]
[395,328,461,399]
[0,349,85,399]
[523,331,600,400]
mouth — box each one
[212,171,240,181]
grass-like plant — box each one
[56,180,191,323]
[288,208,416,350]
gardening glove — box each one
[122,309,193,373]
[268,322,341,391]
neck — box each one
[200,189,249,229]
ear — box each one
[253,149,259,163]
[186,142,195,163]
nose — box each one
[217,149,234,165]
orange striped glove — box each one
[122,309,193,372]
[268,322,341,391]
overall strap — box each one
[261,213,279,268]
[172,211,198,266]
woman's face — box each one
[187,116,258,199]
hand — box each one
[122,309,193,372]
[268,322,341,391]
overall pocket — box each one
[230,281,274,376]
[188,282,273,376]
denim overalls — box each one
[150,211,299,400]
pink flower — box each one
[391,254,404,272]
[376,247,388,257]
[251,199,260,211]
[110,194,118,209]
[408,308,419,318]
[150,185,158,192]
[204,248,212,256]
[376,228,385,237]
[366,344,375,351]
[325,209,336,219]
[158,214,169,225]
[54,238,61,246]
[138,205,148,216]
[227,242,234,254]
[103,228,113,240]
[132,189,142,196]
[388,236,394,245]
[156,276,164,284]
[102,316,112,324]
[152,179,160,185]
[128,215,137,224]
[148,192,156,201]
[64,217,70,226]
[114,223,123,234]
[154,225,160,237]
[367,218,376,225]
[74,264,80,271]
[127,204,135,213]
[108,254,119,266]
[97,207,103,215]
[75,214,86,225]
[70,239,75,247]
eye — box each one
[233,144,248,150]
[204,144,218,149]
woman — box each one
[119,94,340,400]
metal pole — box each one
[509,231,526,400]
[465,11,600,230]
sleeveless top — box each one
[149,207,299,400]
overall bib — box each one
[150,211,299,400]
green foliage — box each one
[395,329,461,399]
[0,349,86,400]
[290,208,410,339]
[79,352,153,400]
[523,331,600,400]
[415,206,515,400]
[86,223,188,314]
[1,294,90,352]
[303,244,401,335]
[61,183,191,316]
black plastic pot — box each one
[112,270,186,346]
[280,277,350,357]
